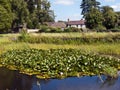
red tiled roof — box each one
[66,20,85,25]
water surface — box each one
[0,68,120,90]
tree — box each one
[80,0,100,17]
[25,0,36,14]
[26,0,55,28]
[85,8,103,29]
[101,6,118,29]
[37,0,55,23]
[0,0,13,33]
[10,0,29,29]
[116,12,120,26]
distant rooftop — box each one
[66,19,85,25]
[46,22,66,28]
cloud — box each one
[54,0,74,5]
[111,3,120,11]
[105,0,115,2]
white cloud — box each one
[111,3,120,11]
[105,0,115,2]
[54,0,74,5]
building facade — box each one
[66,19,86,29]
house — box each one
[66,19,86,29]
[45,19,86,30]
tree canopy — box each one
[101,6,118,29]
[0,0,55,33]
[85,8,103,29]
[80,0,100,17]
[0,0,13,33]
[80,0,120,31]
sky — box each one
[49,0,120,21]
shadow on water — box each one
[0,67,120,90]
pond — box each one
[0,67,120,90]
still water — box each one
[0,68,120,90]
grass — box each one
[0,32,120,57]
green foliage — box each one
[80,0,100,16]
[95,25,107,32]
[101,6,118,29]
[10,0,29,29]
[0,0,55,32]
[85,8,103,29]
[0,49,120,78]
[116,12,120,26]
[64,27,81,32]
[18,29,30,42]
[0,0,13,33]
[26,0,55,27]
[39,25,62,33]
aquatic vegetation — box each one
[0,49,120,78]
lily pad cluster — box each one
[0,49,120,78]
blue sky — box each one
[49,0,120,21]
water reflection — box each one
[0,68,120,90]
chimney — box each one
[68,18,70,22]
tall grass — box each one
[1,33,120,57]
[18,32,120,44]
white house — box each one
[66,19,86,29]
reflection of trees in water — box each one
[100,76,118,88]
[0,68,33,90]
[0,68,14,89]
[1,68,119,90]
[0,67,52,90]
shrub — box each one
[39,25,50,32]
[109,27,120,32]
[64,27,82,32]
[18,29,30,42]
[96,25,107,32]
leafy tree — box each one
[85,8,103,29]
[80,0,100,17]
[101,6,118,29]
[10,0,29,29]
[27,10,39,29]
[26,0,55,28]
[25,0,36,14]
[0,0,13,33]
[116,12,120,26]
[37,0,55,23]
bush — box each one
[109,27,120,32]
[18,29,30,42]
[95,25,107,32]
[39,25,50,32]
[64,27,81,32]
